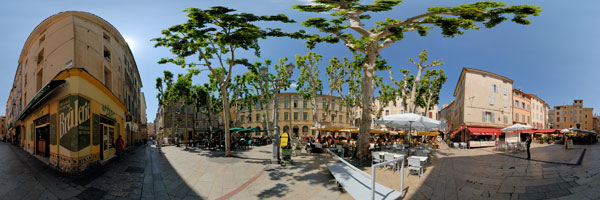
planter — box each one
[548,141,552,144]
[539,141,544,144]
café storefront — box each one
[17,68,125,174]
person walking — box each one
[526,135,532,160]
[116,135,125,160]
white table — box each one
[409,156,428,165]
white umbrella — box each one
[501,124,533,132]
[374,113,443,131]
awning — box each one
[449,127,465,136]
[18,80,66,120]
[534,129,557,134]
[468,127,501,135]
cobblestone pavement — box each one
[2,140,600,200]
[368,143,600,200]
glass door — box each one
[102,125,115,160]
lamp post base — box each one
[271,158,280,164]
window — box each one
[323,101,326,109]
[339,104,342,110]
[284,112,289,120]
[514,100,519,107]
[103,46,111,61]
[489,96,494,105]
[570,117,572,122]
[483,111,493,122]
[332,103,335,111]
[36,69,43,92]
[248,115,252,122]
[303,112,307,120]
[503,87,507,95]
[503,99,507,108]
[522,102,525,108]
[303,100,307,108]
[103,32,111,41]
[522,115,525,122]
[256,114,260,122]
[491,84,497,93]
[294,112,298,120]
[564,117,566,121]
[516,113,519,122]
[255,104,260,110]
[385,110,389,116]
[527,116,530,124]
[503,116,508,124]
[37,49,44,65]
[284,101,289,108]
[331,115,336,122]
[527,104,530,110]
[104,68,112,90]
[340,115,343,122]
[294,100,298,108]
[39,35,45,44]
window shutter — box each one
[482,111,486,122]
[492,112,495,123]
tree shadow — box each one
[257,183,289,199]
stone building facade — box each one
[4,11,145,173]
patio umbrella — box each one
[500,124,533,132]
[374,113,443,131]
[374,113,443,147]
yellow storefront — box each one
[18,68,125,174]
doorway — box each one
[99,116,116,160]
[35,125,50,157]
[34,115,50,157]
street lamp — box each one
[260,63,294,164]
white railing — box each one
[325,149,405,200]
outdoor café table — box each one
[409,156,428,165]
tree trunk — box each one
[312,96,318,137]
[221,85,232,157]
[409,67,425,113]
[356,51,376,161]
[263,100,271,138]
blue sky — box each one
[0,0,598,122]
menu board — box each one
[566,139,573,149]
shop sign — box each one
[101,104,116,120]
[59,95,91,152]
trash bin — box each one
[281,146,292,166]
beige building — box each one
[512,89,531,125]
[548,100,594,130]
[155,99,220,143]
[373,97,439,120]
[0,116,6,139]
[440,68,513,147]
[237,93,353,138]
[593,115,600,134]
[4,11,145,173]
[528,94,549,129]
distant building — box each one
[548,100,593,130]
[440,68,514,148]
[155,99,219,143]
[527,94,549,129]
[593,115,600,134]
[512,89,531,126]
[0,116,6,139]
[238,93,353,138]
[4,11,145,173]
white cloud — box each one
[290,83,298,88]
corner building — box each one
[5,11,144,173]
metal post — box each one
[371,164,376,200]
[271,83,281,164]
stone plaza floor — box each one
[1,140,599,200]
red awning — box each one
[449,127,465,136]
[534,129,557,134]
[468,127,502,135]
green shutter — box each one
[50,114,57,145]
[93,114,100,145]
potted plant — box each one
[539,136,545,144]
[547,136,552,144]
